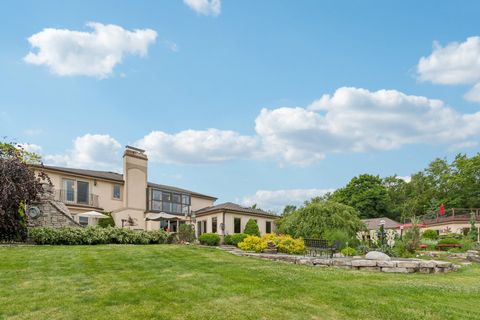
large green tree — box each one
[331,174,390,219]
[277,199,364,239]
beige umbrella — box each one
[77,211,109,219]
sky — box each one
[1,0,480,212]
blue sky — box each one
[1,0,480,211]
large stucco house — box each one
[33,146,277,238]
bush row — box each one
[224,233,248,246]
[29,226,172,245]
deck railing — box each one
[406,208,480,225]
[54,189,100,208]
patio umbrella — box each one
[145,212,187,221]
[77,211,109,219]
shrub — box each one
[178,224,195,243]
[438,237,461,245]
[224,233,248,246]
[243,219,260,237]
[341,247,357,257]
[98,213,115,228]
[391,240,414,258]
[28,226,169,245]
[422,229,438,240]
[274,234,305,254]
[238,235,267,253]
[198,233,220,246]
[439,233,463,240]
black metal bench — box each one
[304,239,341,258]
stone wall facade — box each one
[26,184,80,228]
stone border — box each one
[224,248,457,274]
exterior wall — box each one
[36,169,124,213]
[224,212,276,236]
[420,223,473,235]
[191,196,215,212]
[112,208,146,230]
[195,211,277,237]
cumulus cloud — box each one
[184,0,221,16]
[240,188,334,213]
[24,22,157,78]
[18,143,42,154]
[256,87,480,164]
[45,134,122,171]
[136,128,259,164]
[417,37,480,102]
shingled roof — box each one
[195,202,278,218]
[362,217,400,230]
[37,165,216,200]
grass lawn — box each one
[0,245,479,320]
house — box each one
[32,146,278,238]
[195,202,276,237]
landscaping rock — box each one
[418,261,436,268]
[381,267,408,273]
[351,259,377,267]
[377,260,396,268]
[396,261,420,269]
[365,251,391,261]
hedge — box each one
[224,233,248,246]
[29,226,170,245]
[198,233,220,246]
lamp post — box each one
[400,225,404,240]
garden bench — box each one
[436,243,463,251]
[304,239,341,258]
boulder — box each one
[365,251,391,261]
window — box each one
[266,221,272,233]
[234,218,241,233]
[149,188,191,215]
[77,181,89,204]
[78,216,88,226]
[113,184,121,200]
[203,221,207,234]
[197,221,202,236]
[212,217,217,233]
[63,179,75,202]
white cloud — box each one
[398,176,411,183]
[256,87,480,165]
[184,0,221,16]
[45,134,122,171]
[240,188,334,213]
[24,22,157,78]
[417,37,480,85]
[18,143,42,154]
[136,129,259,164]
[417,37,480,102]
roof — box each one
[36,165,216,200]
[39,165,124,182]
[195,202,278,218]
[147,182,217,200]
[362,217,400,230]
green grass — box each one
[0,245,479,320]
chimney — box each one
[123,146,148,210]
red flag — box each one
[439,203,445,216]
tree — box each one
[243,219,260,237]
[0,142,49,241]
[276,199,364,239]
[331,174,390,219]
[468,212,478,242]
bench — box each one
[304,239,341,258]
[436,243,463,251]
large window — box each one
[63,179,75,202]
[149,188,191,215]
[234,218,241,233]
[266,221,272,233]
[212,217,217,233]
[113,184,121,200]
[77,181,89,204]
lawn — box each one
[0,245,479,320]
